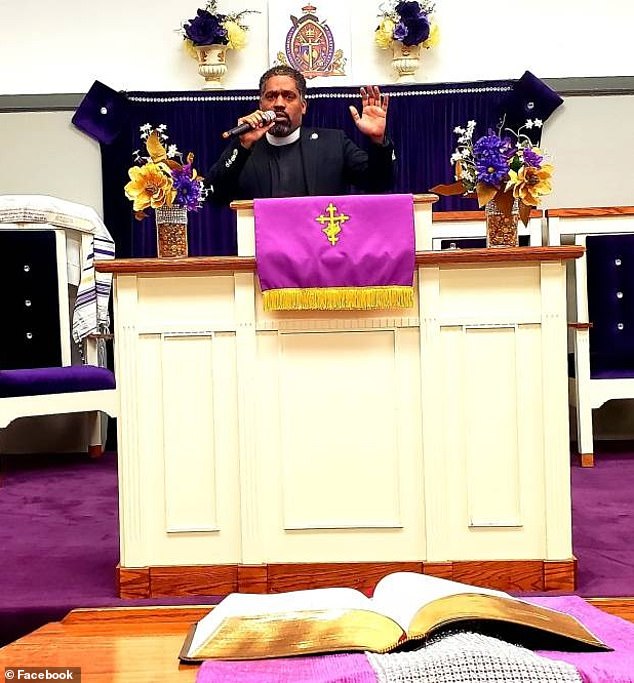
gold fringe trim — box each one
[262,286,414,311]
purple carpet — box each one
[0,444,632,647]
[0,451,220,646]
[571,443,634,597]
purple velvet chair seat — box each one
[0,365,116,399]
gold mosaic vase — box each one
[155,206,188,258]
[485,197,520,248]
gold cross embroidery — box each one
[315,202,350,245]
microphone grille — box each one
[263,110,276,122]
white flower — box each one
[533,118,543,128]
[453,126,465,134]
[450,152,462,163]
[167,144,178,158]
[525,120,534,129]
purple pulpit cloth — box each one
[196,653,375,683]
[528,596,634,682]
[253,194,415,311]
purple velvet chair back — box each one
[586,233,634,379]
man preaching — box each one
[205,65,395,205]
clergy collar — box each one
[266,127,301,146]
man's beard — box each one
[269,115,292,137]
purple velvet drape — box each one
[101,81,513,258]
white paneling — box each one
[130,329,241,565]
[162,334,217,532]
[136,274,237,331]
[438,265,541,324]
[254,325,426,563]
[463,326,521,528]
[278,329,401,529]
[422,260,557,561]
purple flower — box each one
[172,166,204,211]
[522,147,544,168]
[396,1,424,19]
[183,8,228,46]
[393,1,431,46]
[473,133,511,187]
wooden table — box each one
[0,606,209,682]
[2,601,634,681]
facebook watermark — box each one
[4,669,81,681]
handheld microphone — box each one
[222,110,276,139]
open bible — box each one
[179,571,608,663]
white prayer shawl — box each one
[367,631,582,683]
[72,230,115,344]
[0,195,115,344]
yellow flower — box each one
[183,38,198,60]
[374,18,395,49]
[224,20,247,50]
[124,163,176,213]
[507,164,554,206]
[422,22,439,49]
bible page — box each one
[188,587,372,655]
[370,572,510,632]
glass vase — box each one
[485,197,520,248]
[155,206,188,258]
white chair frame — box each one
[547,207,634,466]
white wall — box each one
[541,95,634,210]
[0,111,103,214]
[0,0,632,95]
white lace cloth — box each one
[0,195,115,344]
[367,631,582,683]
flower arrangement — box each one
[375,0,439,49]
[180,0,257,51]
[431,119,554,225]
[124,124,207,220]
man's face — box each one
[260,75,307,137]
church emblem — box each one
[316,202,350,245]
[275,4,347,79]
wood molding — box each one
[432,209,542,222]
[150,565,237,598]
[415,245,583,265]
[95,255,257,275]
[117,559,576,598]
[568,322,592,330]
[580,452,595,468]
[547,206,634,218]
[116,565,149,599]
[230,194,440,212]
[97,246,585,276]
[544,559,577,591]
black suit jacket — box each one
[205,127,395,206]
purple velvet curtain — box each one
[101,80,513,258]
